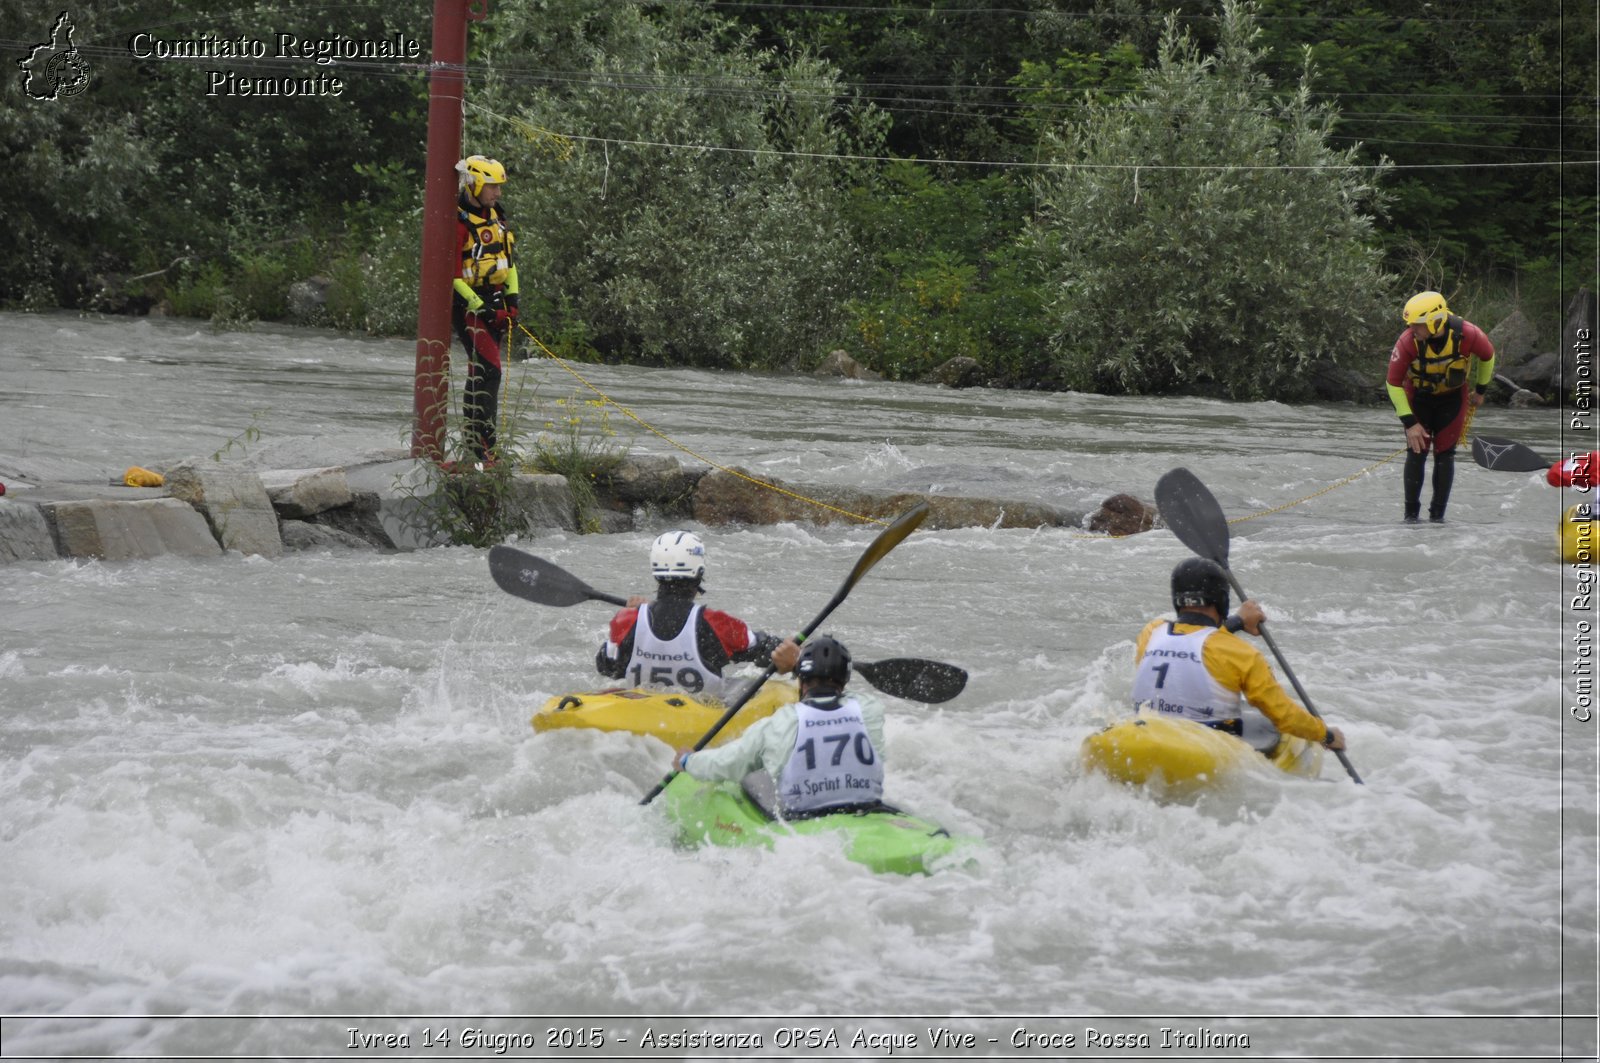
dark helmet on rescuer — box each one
[796,635,851,689]
[1171,557,1230,617]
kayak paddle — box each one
[854,657,967,704]
[640,501,931,805]
[489,545,627,607]
[1154,467,1363,785]
[1470,435,1552,473]
[488,537,967,704]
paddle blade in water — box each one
[1471,435,1551,473]
[855,657,968,704]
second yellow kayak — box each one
[532,678,799,749]
[1082,711,1324,794]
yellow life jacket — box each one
[1405,314,1470,395]
[459,202,514,290]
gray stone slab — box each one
[0,501,60,562]
[46,498,223,561]
[260,466,353,518]
[506,472,577,533]
[165,461,283,558]
[343,458,434,498]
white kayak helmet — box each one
[650,530,706,582]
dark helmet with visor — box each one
[1171,557,1230,616]
[796,635,852,688]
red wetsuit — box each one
[1385,318,1496,452]
[1385,317,1496,522]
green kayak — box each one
[659,772,979,876]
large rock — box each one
[260,467,352,519]
[599,455,703,511]
[1504,352,1562,399]
[308,493,409,551]
[929,356,985,389]
[1489,307,1540,361]
[1087,493,1159,536]
[814,350,882,381]
[1309,361,1384,405]
[691,467,1079,530]
[340,458,450,550]
[286,276,332,323]
[505,472,578,533]
[46,498,223,561]
[279,519,374,551]
[0,501,59,563]
[164,460,283,558]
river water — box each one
[1,311,1594,1060]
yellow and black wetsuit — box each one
[450,194,519,460]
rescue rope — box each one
[1221,392,1477,528]
[514,322,889,527]
[1222,447,1407,527]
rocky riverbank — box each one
[0,451,1155,565]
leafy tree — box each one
[842,162,1046,381]
[472,0,888,368]
[1023,0,1394,398]
[1,0,428,312]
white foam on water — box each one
[0,310,1588,1057]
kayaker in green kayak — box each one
[596,530,787,703]
[673,636,893,818]
[1131,558,1346,756]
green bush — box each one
[1023,1,1395,399]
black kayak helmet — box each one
[1171,557,1230,616]
[796,635,852,688]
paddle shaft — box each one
[1217,567,1364,785]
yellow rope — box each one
[515,323,889,527]
[1224,447,1407,527]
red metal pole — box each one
[412,0,486,461]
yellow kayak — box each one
[1081,711,1323,793]
[532,679,798,749]
[1561,503,1596,564]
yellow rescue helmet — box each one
[457,155,507,198]
[1402,290,1451,336]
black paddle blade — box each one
[1471,435,1551,473]
[855,658,968,704]
[488,545,627,608]
[1155,468,1231,567]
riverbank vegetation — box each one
[5,0,1593,400]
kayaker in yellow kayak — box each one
[673,636,893,818]
[1132,559,1346,756]
[595,530,787,702]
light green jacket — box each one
[681,690,888,784]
